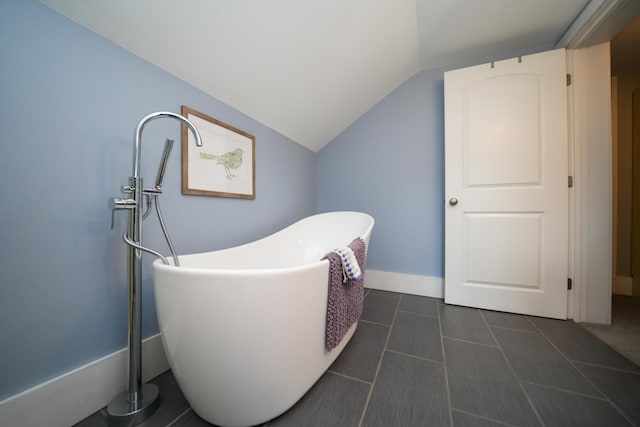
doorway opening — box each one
[589,14,640,366]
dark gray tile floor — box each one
[75,289,640,427]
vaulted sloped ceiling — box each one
[40,0,636,152]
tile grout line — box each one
[570,359,640,374]
[384,348,444,365]
[356,293,401,427]
[359,318,394,327]
[325,370,373,386]
[528,319,637,426]
[165,407,192,427]
[489,324,543,334]
[397,308,439,319]
[517,379,611,402]
[479,309,546,426]
[437,302,455,427]
[451,408,520,427]
[441,335,501,349]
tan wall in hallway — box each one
[615,74,640,279]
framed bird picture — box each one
[181,105,255,199]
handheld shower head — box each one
[155,139,174,189]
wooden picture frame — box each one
[181,105,255,199]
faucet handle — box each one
[110,197,136,229]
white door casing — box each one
[569,43,612,324]
[444,49,569,319]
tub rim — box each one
[152,211,374,275]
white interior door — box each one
[444,48,568,319]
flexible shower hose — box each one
[154,195,180,267]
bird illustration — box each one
[200,148,244,179]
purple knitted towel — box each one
[323,237,366,350]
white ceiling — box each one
[41,0,620,152]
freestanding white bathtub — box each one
[152,211,374,426]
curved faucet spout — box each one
[132,111,203,178]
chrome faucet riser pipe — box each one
[130,112,201,397]
[109,112,203,425]
[128,176,141,402]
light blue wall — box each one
[317,69,446,277]
[0,0,315,400]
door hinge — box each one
[568,176,574,188]
[568,278,573,290]
[567,74,572,86]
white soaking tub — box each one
[152,211,374,426]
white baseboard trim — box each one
[0,334,169,427]
[612,276,633,296]
[366,269,444,298]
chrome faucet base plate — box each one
[107,383,159,426]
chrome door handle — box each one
[449,198,459,206]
